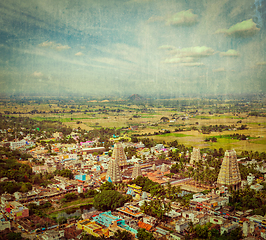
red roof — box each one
[138,221,152,231]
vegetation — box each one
[93,190,129,211]
[28,201,52,217]
[229,186,266,215]
[99,181,115,191]
[140,199,171,220]
[185,222,242,240]
[55,169,74,179]
[137,228,155,240]
[61,192,79,202]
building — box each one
[117,204,144,219]
[106,159,122,183]
[247,173,255,185]
[220,222,238,235]
[161,163,168,172]
[5,201,29,220]
[190,148,201,165]
[9,139,27,150]
[92,211,137,237]
[131,162,142,179]
[175,219,189,233]
[111,142,127,167]
[217,150,241,190]
[77,219,109,238]
[127,184,142,196]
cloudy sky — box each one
[0,0,265,97]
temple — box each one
[106,159,122,183]
[131,162,142,179]
[190,148,201,165]
[217,149,241,190]
[111,142,127,167]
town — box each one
[0,101,266,240]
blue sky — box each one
[0,0,265,97]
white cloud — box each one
[180,62,204,67]
[166,9,198,26]
[163,57,194,64]
[215,19,260,37]
[147,16,164,23]
[165,46,215,58]
[32,71,43,77]
[75,52,83,56]
[158,45,177,51]
[38,41,71,51]
[219,49,240,57]
[256,61,266,66]
[213,67,226,72]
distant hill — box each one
[128,94,146,101]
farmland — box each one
[0,95,265,154]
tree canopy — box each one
[93,190,127,211]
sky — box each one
[0,0,266,98]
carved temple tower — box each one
[190,148,201,165]
[111,142,127,167]
[131,162,142,179]
[106,159,122,183]
[217,149,241,190]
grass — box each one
[213,135,258,140]
[157,133,191,137]
[61,198,93,208]
[250,138,266,145]
[192,115,244,120]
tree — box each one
[137,228,155,240]
[100,181,115,191]
[160,117,169,122]
[93,190,126,211]
[113,230,134,240]
[7,232,22,240]
[64,192,78,202]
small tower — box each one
[106,159,122,183]
[217,150,241,190]
[131,162,142,179]
[112,142,127,167]
[152,163,156,171]
[161,163,167,173]
[190,148,201,165]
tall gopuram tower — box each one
[111,142,127,167]
[131,162,142,179]
[190,148,201,165]
[106,159,122,183]
[217,150,241,190]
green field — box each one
[157,133,191,137]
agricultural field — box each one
[0,96,265,154]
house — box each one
[194,213,209,225]
[175,219,189,233]
[220,222,238,235]
[5,201,29,220]
[77,219,109,238]
[39,229,65,240]
[168,232,185,240]
[117,205,143,219]
[210,216,225,225]
[142,216,157,226]
[250,183,263,191]
[0,221,11,231]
